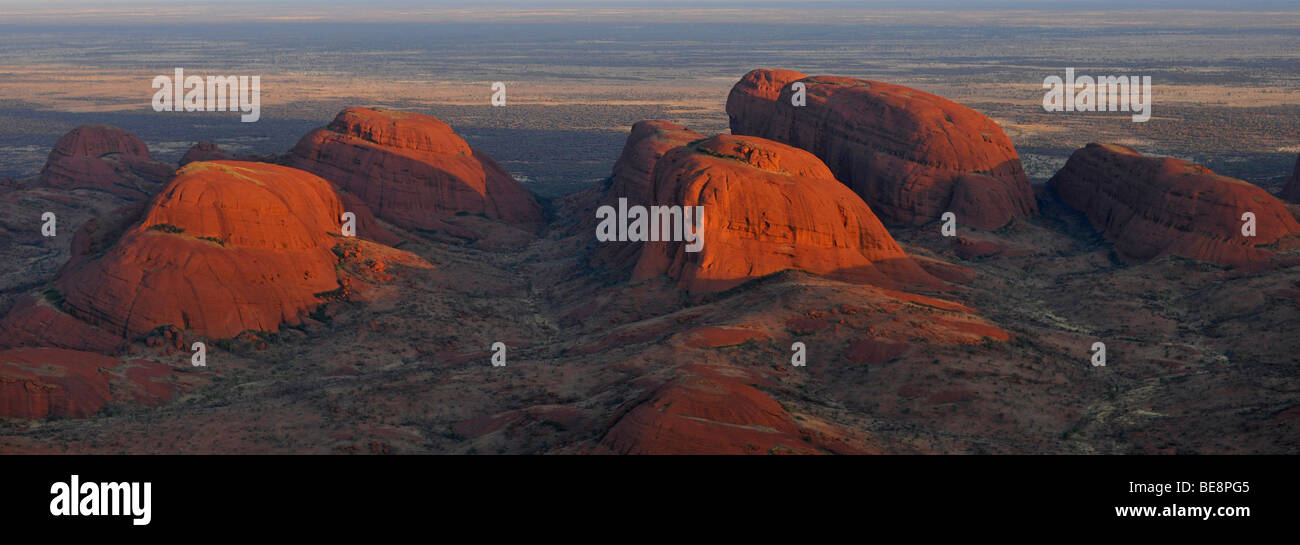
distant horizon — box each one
[1,1,1299,26]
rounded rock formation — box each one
[2,161,352,347]
[601,365,834,454]
[607,120,704,207]
[38,125,173,200]
[287,107,543,236]
[726,69,1036,229]
[632,134,939,293]
[590,120,704,273]
[1049,143,1300,267]
[177,141,397,244]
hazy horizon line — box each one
[1,2,1299,27]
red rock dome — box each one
[1,161,352,347]
[727,69,1036,229]
[288,107,544,236]
[1049,143,1300,267]
[632,134,939,293]
[601,365,836,454]
[589,120,705,273]
[37,125,173,200]
[607,120,704,207]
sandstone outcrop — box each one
[1049,143,1300,266]
[37,125,173,200]
[600,365,848,454]
[1,161,354,348]
[727,69,1036,229]
[606,121,704,207]
[176,141,397,244]
[288,107,543,236]
[589,120,704,273]
[632,134,939,293]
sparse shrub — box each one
[148,223,185,234]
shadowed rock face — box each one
[0,348,187,419]
[1049,143,1300,267]
[0,161,352,348]
[288,107,544,237]
[726,69,1036,229]
[1282,154,1300,203]
[179,142,231,166]
[38,125,174,200]
[632,134,940,294]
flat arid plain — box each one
[0,6,1297,454]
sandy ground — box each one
[0,64,732,118]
